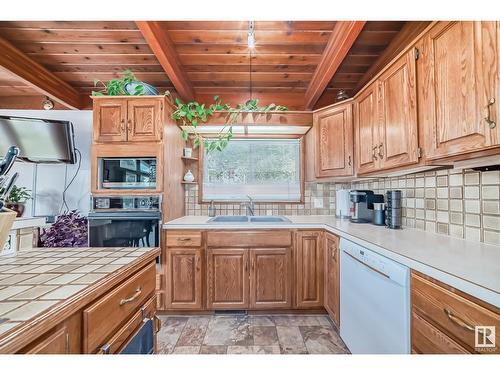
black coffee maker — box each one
[349,190,384,223]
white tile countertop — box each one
[0,247,159,340]
[163,215,500,307]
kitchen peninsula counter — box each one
[0,246,160,353]
[163,216,500,307]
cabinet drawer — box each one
[83,262,156,353]
[206,231,292,248]
[166,231,202,247]
[412,311,470,354]
[97,296,156,354]
[411,273,500,352]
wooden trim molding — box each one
[304,21,366,110]
[0,36,82,110]
[135,21,194,102]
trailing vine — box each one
[166,92,288,152]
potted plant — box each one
[4,185,31,217]
[40,210,88,247]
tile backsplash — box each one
[184,169,500,245]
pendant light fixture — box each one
[247,21,255,100]
[247,21,256,49]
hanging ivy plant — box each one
[166,92,288,152]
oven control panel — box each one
[91,195,161,211]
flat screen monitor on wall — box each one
[0,115,76,164]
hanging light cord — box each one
[249,49,253,100]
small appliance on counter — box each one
[386,190,403,229]
[335,189,351,218]
[349,190,384,223]
[372,202,386,226]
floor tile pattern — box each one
[157,314,349,355]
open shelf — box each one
[181,156,199,161]
[181,181,197,185]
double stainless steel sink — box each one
[207,215,291,223]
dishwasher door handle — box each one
[343,250,390,279]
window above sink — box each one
[202,139,303,203]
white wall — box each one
[0,110,92,217]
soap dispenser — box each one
[208,200,216,217]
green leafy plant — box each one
[166,92,288,152]
[5,185,31,203]
[92,70,145,96]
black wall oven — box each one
[88,195,161,248]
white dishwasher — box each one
[340,238,410,354]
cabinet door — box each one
[127,98,162,142]
[324,233,340,327]
[206,248,249,309]
[355,83,379,174]
[314,103,354,177]
[423,21,490,159]
[295,231,323,308]
[378,49,419,169]
[165,248,202,310]
[249,248,292,309]
[93,99,127,142]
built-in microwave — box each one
[98,157,157,190]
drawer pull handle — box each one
[177,238,192,242]
[120,287,142,306]
[444,308,474,332]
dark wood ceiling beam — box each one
[354,21,431,92]
[0,36,82,109]
[304,21,366,110]
[135,21,194,102]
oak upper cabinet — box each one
[324,232,340,327]
[93,97,163,143]
[206,248,249,309]
[314,101,354,177]
[93,98,127,142]
[249,248,292,309]
[295,231,323,308]
[355,83,379,174]
[421,21,500,160]
[165,248,203,310]
[377,49,419,169]
[126,98,163,142]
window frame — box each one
[198,135,305,204]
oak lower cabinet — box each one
[313,101,354,178]
[165,248,203,310]
[420,21,500,160]
[323,233,340,327]
[411,271,500,354]
[250,248,292,309]
[206,248,249,309]
[93,96,163,143]
[206,247,293,310]
[295,231,324,309]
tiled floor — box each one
[157,314,349,354]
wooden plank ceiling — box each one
[0,20,420,110]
